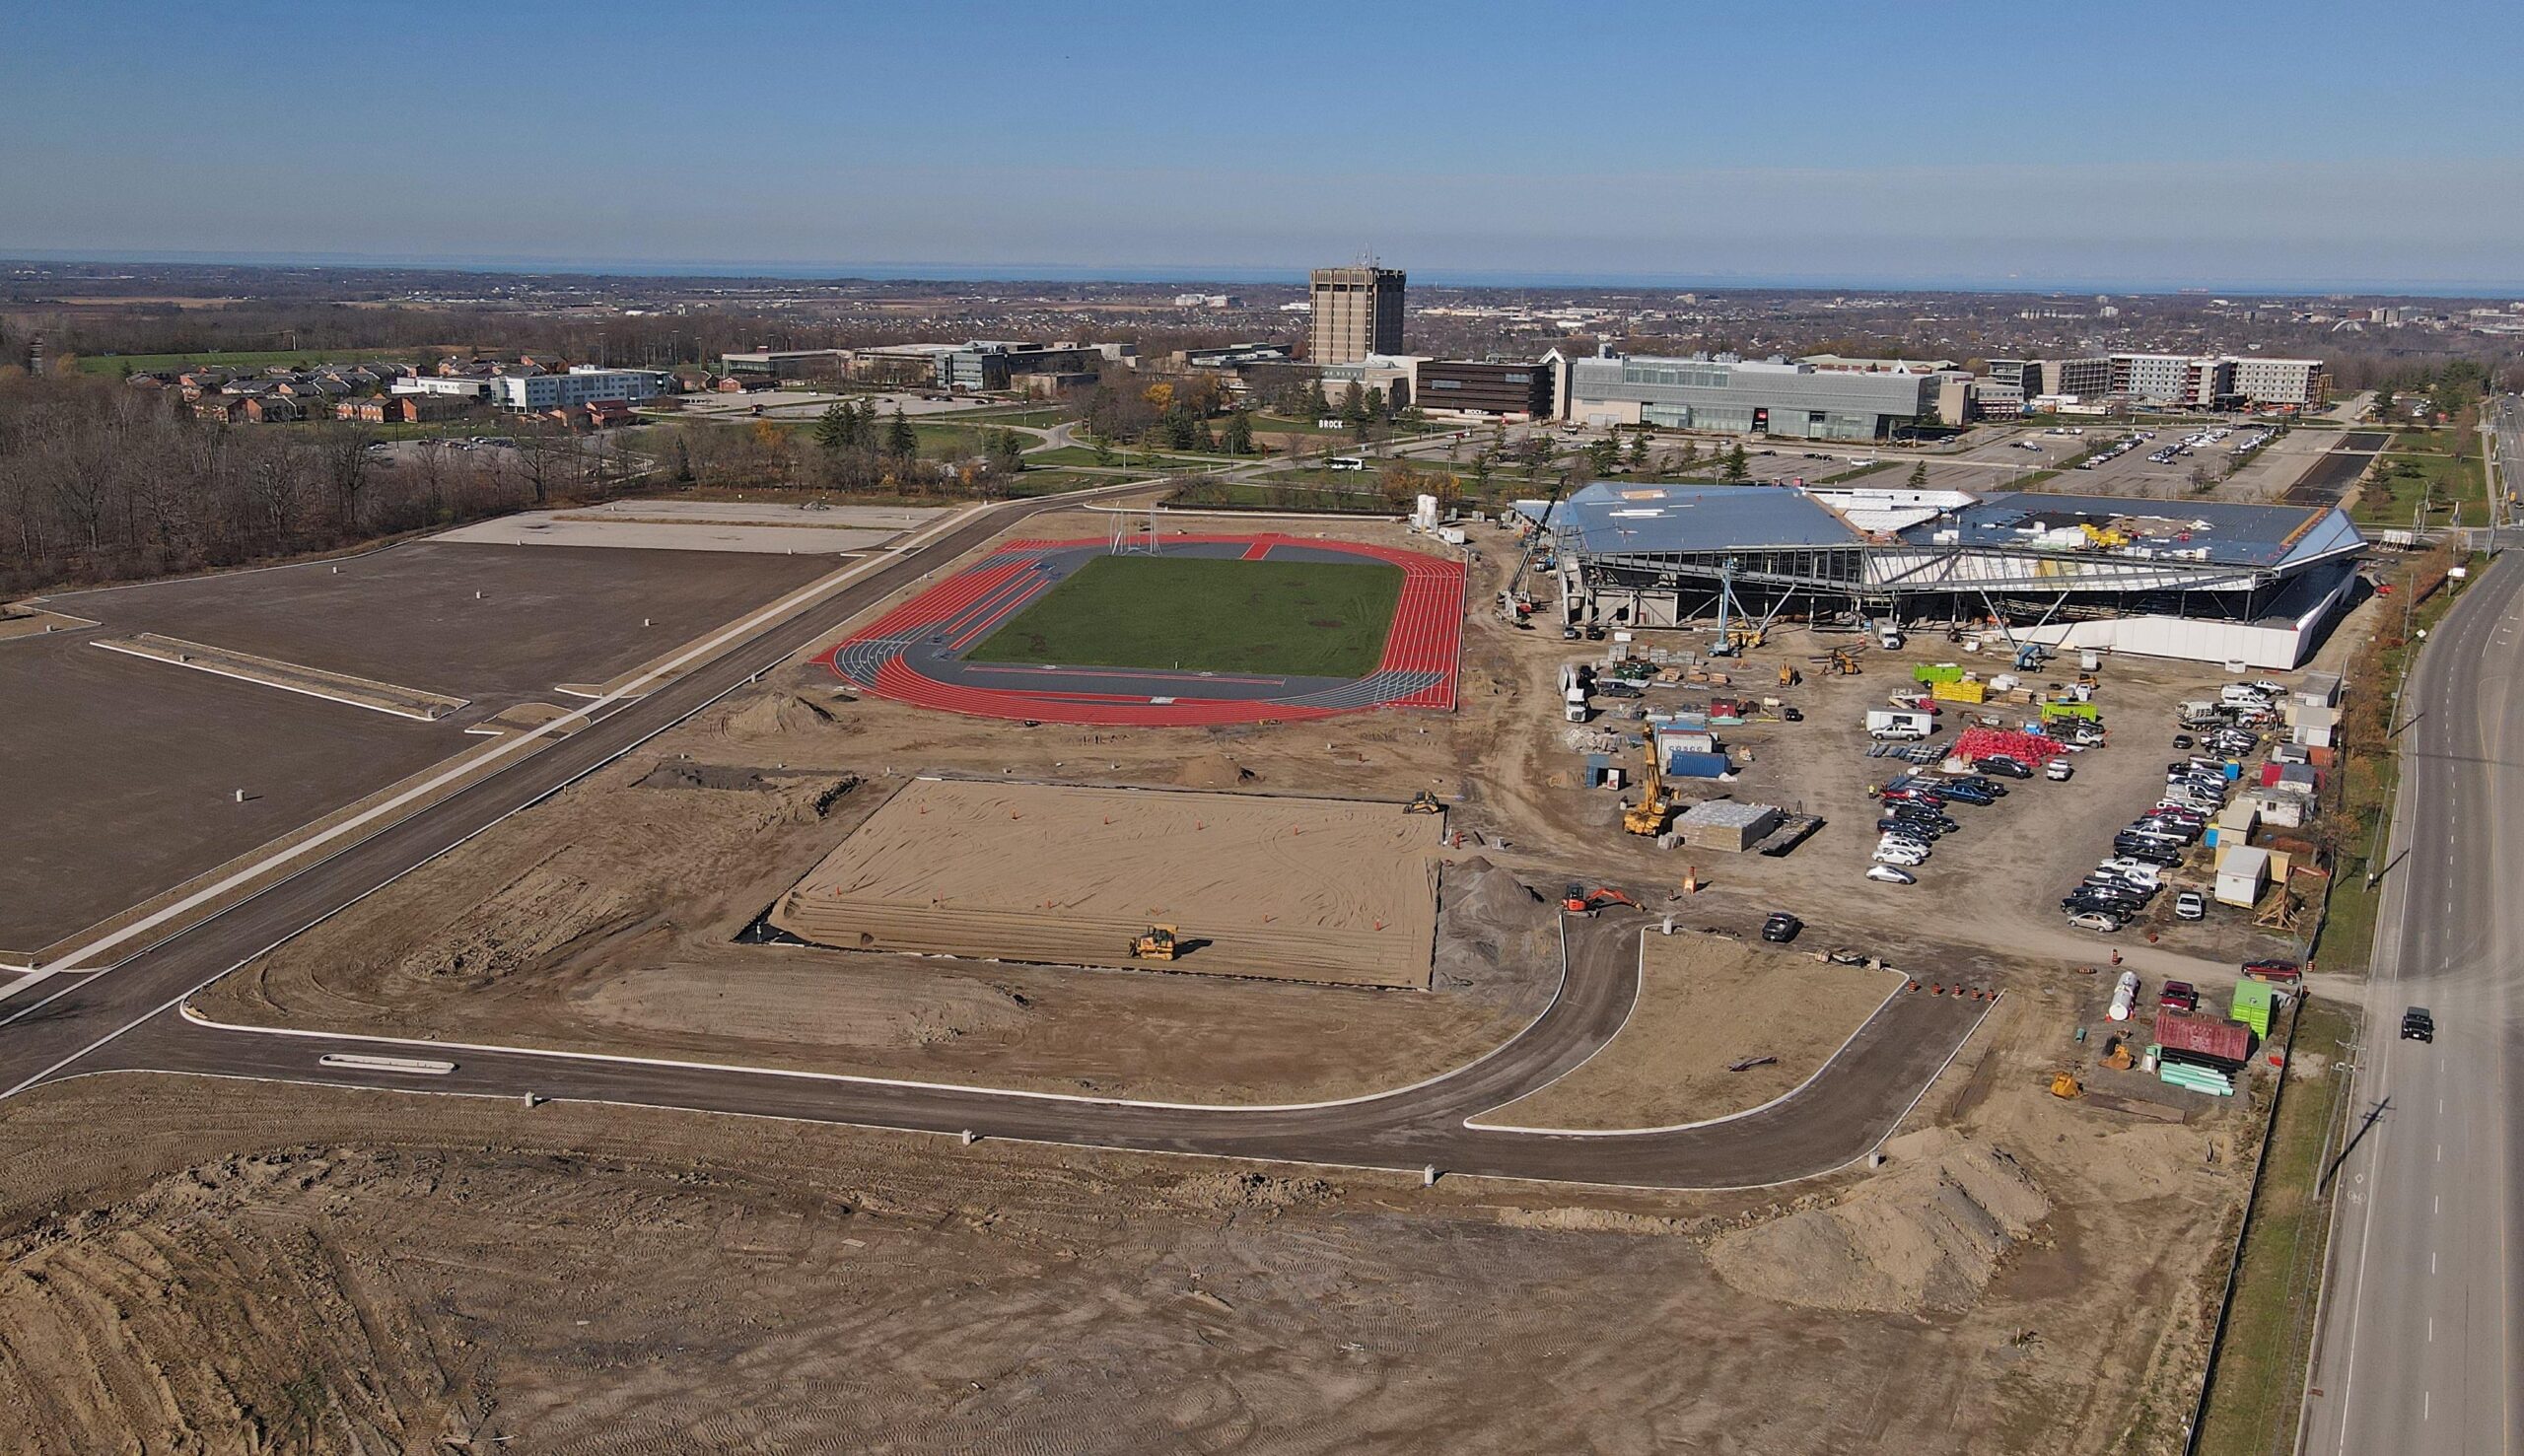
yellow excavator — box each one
[1404,790,1444,814]
[1623,737,1672,836]
[1128,924,1179,960]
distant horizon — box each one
[7,250,2521,302]
[9,4,2519,297]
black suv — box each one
[2402,1007,2434,1043]
[1762,912,1803,943]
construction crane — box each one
[1510,481,1569,619]
[1623,736,1673,836]
[1127,924,1180,960]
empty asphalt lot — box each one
[2,540,838,954]
[42,540,835,706]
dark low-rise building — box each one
[1415,358,1553,419]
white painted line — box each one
[1466,959,1917,1136]
[174,921,1591,1117]
[1,500,997,994]
[90,639,462,722]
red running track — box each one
[825,533,1464,728]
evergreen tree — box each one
[812,403,851,455]
[1224,410,1254,454]
[1722,443,1748,481]
[989,429,1026,475]
[885,405,917,459]
[1907,460,1929,488]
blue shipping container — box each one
[1665,750,1732,778]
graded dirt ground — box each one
[21,502,2314,1453]
[1477,931,1906,1130]
[0,982,2264,1454]
[42,539,834,707]
[771,778,1441,987]
[0,630,456,950]
[194,504,2318,1100]
[3,534,849,952]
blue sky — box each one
[4,1,2519,290]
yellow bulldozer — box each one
[1128,924,1180,961]
[1404,790,1444,814]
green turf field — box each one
[967,554,1401,677]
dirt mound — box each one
[1172,751,1257,789]
[395,863,640,987]
[724,690,847,739]
[1497,1207,1691,1236]
[1431,858,1553,1001]
[1169,1169,1335,1213]
[639,760,793,792]
[1703,1130,2049,1314]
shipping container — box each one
[2155,1008,2252,1067]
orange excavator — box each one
[1561,884,1641,915]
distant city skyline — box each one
[5,1,2520,291]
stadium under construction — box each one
[1526,483,2368,669]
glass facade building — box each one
[1565,355,1935,441]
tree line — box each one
[0,373,608,596]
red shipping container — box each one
[2155,1009,2252,1067]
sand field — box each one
[1477,931,1905,1130]
[773,778,1441,988]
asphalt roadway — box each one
[0,481,1992,1191]
[2302,523,2522,1452]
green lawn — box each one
[76,348,418,376]
[2350,441,2486,527]
[966,554,1402,677]
[2193,998,2357,1456]
[1163,480,1401,514]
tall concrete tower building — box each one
[1307,264,1405,364]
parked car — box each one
[1761,911,1803,943]
[1974,756,2034,780]
[2045,758,2073,782]
[2160,981,2200,1011]
[2173,733,2195,750]
[2401,1006,2434,1042]
[2174,890,2208,920]
[1873,844,1928,867]
[1863,865,1917,885]
[2067,910,2125,933]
